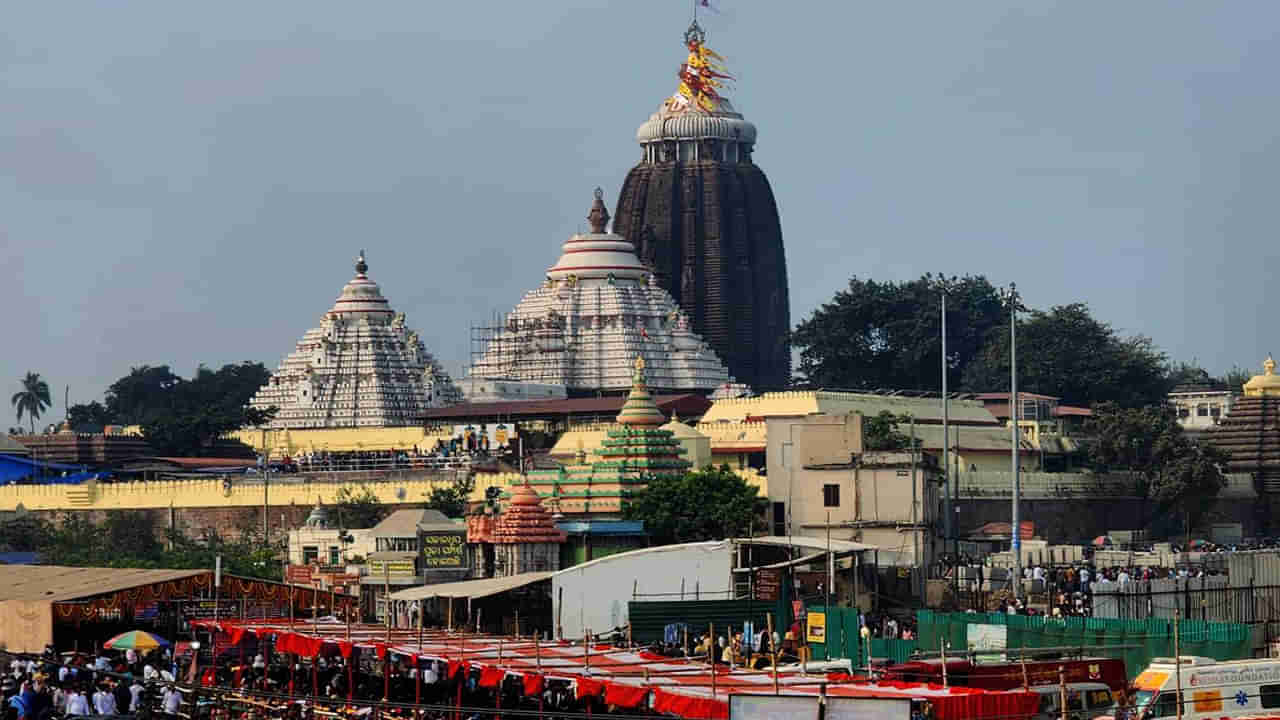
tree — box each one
[1219,365,1254,392]
[862,411,918,451]
[134,362,276,455]
[334,485,388,529]
[67,401,115,430]
[962,304,1170,408]
[625,466,766,545]
[792,274,1005,390]
[105,365,182,425]
[11,372,52,434]
[424,475,475,518]
[1088,403,1228,539]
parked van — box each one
[1114,657,1280,720]
[1031,682,1116,720]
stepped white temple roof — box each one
[249,252,461,428]
[468,190,736,395]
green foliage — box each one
[11,372,52,434]
[1087,403,1229,536]
[625,465,766,545]
[67,401,114,430]
[0,515,52,552]
[14,511,283,578]
[333,485,388,529]
[792,274,1005,391]
[424,475,475,518]
[1219,366,1253,393]
[961,303,1170,408]
[85,362,276,455]
[862,411,918,451]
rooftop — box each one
[0,566,206,603]
[420,394,711,422]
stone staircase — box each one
[64,480,96,507]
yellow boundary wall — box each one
[0,472,522,513]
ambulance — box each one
[1118,657,1280,720]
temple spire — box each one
[355,249,368,276]
[587,187,610,233]
[615,355,667,426]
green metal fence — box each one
[915,611,1252,679]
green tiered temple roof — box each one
[521,356,692,516]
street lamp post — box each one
[1007,283,1022,600]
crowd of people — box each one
[2,646,184,720]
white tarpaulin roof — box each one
[389,571,553,602]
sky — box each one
[4,1,1279,421]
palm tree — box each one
[11,372,52,435]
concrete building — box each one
[1168,384,1235,436]
[765,413,940,570]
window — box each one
[328,547,340,566]
[1178,406,1190,418]
[302,546,319,564]
[1260,684,1280,709]
[1197,404,1209,417]
[772,502,786,537]
[1152,692,1181,718]
[1086,689,1114,709]
[1210,405,1222,418]
[823,484,840,507]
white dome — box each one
[636,106,758,146]
[547,233,649,283]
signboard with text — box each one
[368,559,416,579]
[285,565,314,585]
[420,531,466,569]
[754,569,780,601]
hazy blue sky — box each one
[4,1,1278,420]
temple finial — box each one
[355,250,368,275]
[587,188,610,234]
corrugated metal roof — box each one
[370,509,461,537]
[389,571,553,601]
[0,566,206,602]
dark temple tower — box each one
[612,21,791,391]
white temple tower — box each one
[468,190,737,395]
[250,252,462,428]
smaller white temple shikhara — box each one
[250,252,462,429]
[467,189,739,395]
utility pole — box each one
[1174,610,1183,720]
[942,291,951,554]
[1009,283,1022,600]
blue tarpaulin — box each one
[0,453,97,485]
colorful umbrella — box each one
[1091,535,1112,547]
[103,630,170,651]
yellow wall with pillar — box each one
[0,471,523,513]
[228,426,458,458]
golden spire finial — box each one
[1266,355,1276,376]
[635,355,645,371]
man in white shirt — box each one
[65,689,90,716]
[1117,570,1131,585]
[163,685,183,717]
[93,684,118,716]
[130,678,145,712]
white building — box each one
[250,251,462,429]
[467,189,735,395]
[1168,385,1235,435]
